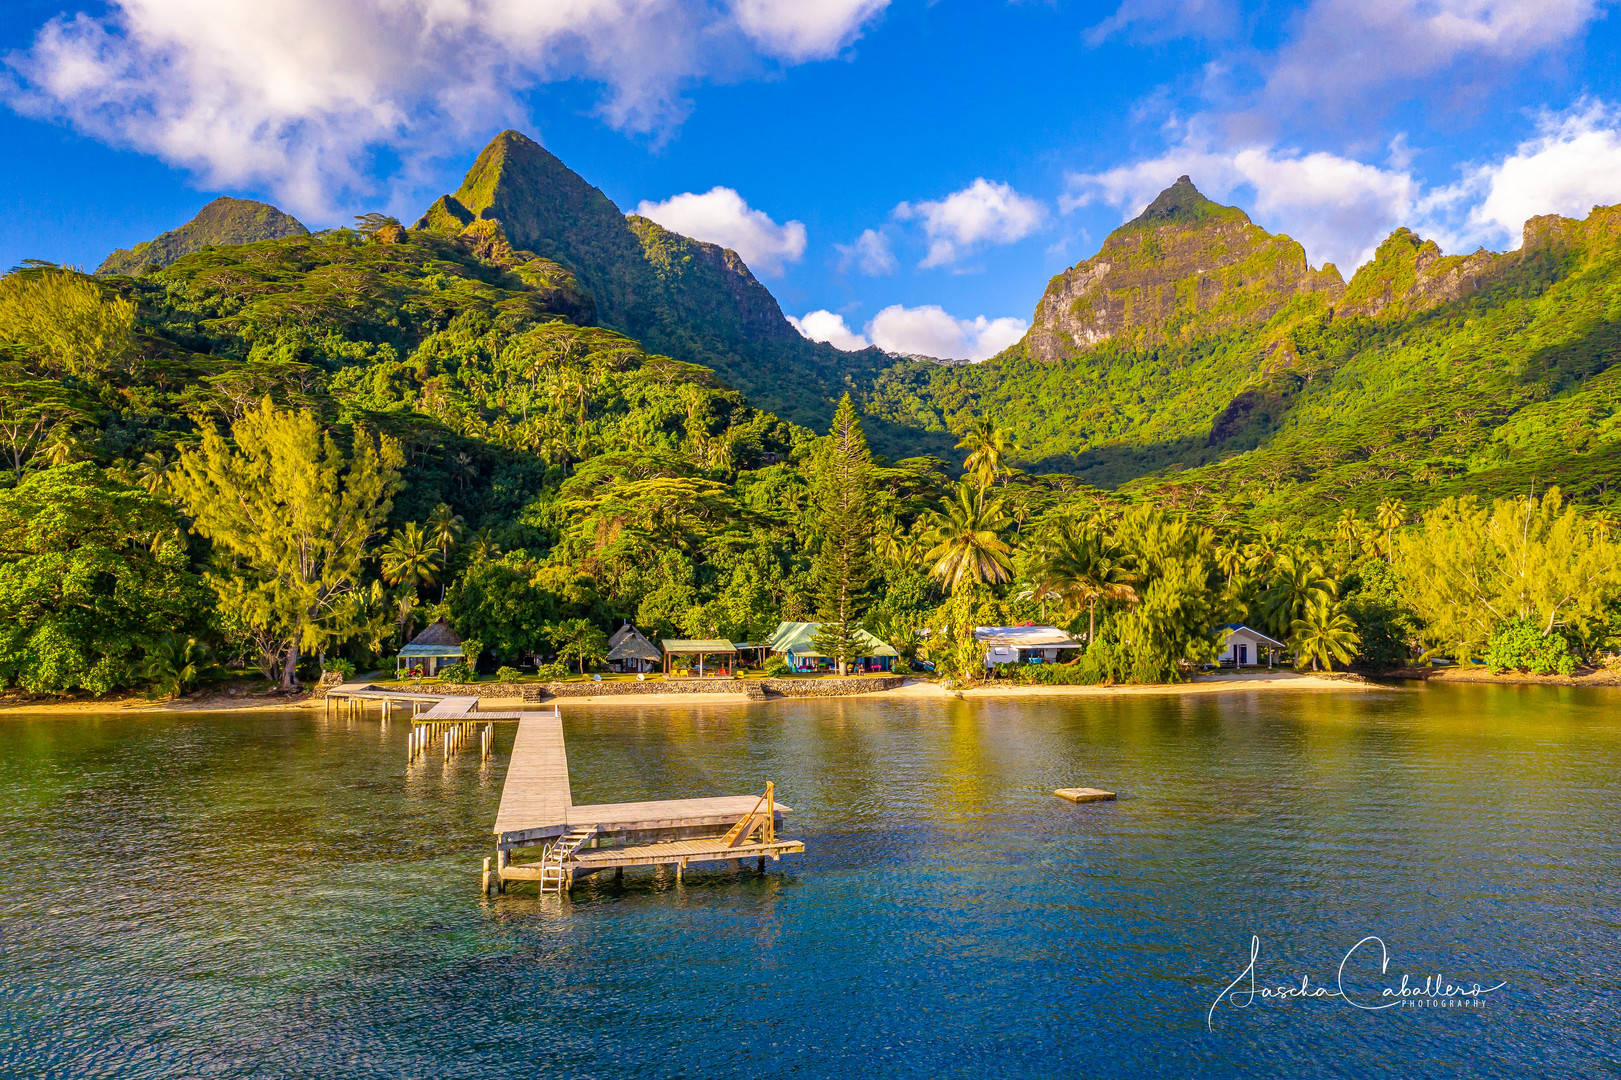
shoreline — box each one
[5,667,1614,718]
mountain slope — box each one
[97,197,308,275]
[859,179,1621,519]
[415,131,910,444]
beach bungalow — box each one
[396,619,464,677]
[1217,624,1286,667]
[975,625,1082,669]
[605,623,661,674]
[661,639,738,677]
[765,621,900,674]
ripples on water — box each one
[1,685,1617,1077]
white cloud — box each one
[1447,101,1621,248]
[788,309,870,350]
[634,186,807,276]
[867,304,1028,362]
[1265,0,1604,113]
[835,228,897,275]
[2,0,890,217]
[1064,100,1621,272]
[1064,144,1419,271]
[731,0,889,60]
[894,179,1046,268]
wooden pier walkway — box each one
[327,683,803,894]
[491,711,802,893]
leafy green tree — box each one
[0,464,204,695]
[170,399,403,690]
[925,482,1014,595]
[0,267,136,380]
[548,618,608,674]
[811,394,876,673]
[1289,595,1360,671]
[1395,489,1621,662]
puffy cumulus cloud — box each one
[1445,101,1621,248]
[2,0,890,217]
[867,305,1028,362]
[1065,101,1621,273]
[788,309,870,351]
[732,0,890,60]
[1264,0,1604,117]
[835,228,897,275]
[1064,143,1419,271]
[895,179,1046,268]
[634,186,806,276]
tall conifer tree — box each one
[811,394,875,674]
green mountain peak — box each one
[1114,175,1247,238]
[97,196,308,276]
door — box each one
[1239,644,1249,666]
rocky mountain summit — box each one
[97,197,307,275]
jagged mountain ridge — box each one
[414,131,905,441]
[861,175,1621,519]
[97,197,308,276]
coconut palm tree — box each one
[380,522,440,592]
[1334,509,1367,564]
[1290,594,1360,671]
[426,503,465,598]
[1375,497,1407,562]
[924,482,1015,595]
[1260,550,1336,638]
[139,634,213,699]
[955,417,1022,488]
[1026,523,1138,643]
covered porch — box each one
[661,639,738,677]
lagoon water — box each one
[2,684,1618,1077]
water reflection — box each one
[1,683,1617,1077]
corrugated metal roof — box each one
[398,643,465,657]
[766,621,899,658]
[1219,624,1288,649]
[661,639,737,653]
[973,625,1083,649]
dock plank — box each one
[491,713,573,837]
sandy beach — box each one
[0,670,1386,717]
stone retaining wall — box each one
[759,676,906,697]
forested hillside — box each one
[2,149,1618,702]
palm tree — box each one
[380,522,440,591]
[135,450,172,495]
[955,417,1021,488]
[1212,536,1250,586]
[1334,509,1367,563]
[1375,497,1407,562]
[426,503,465,599]
[1260,550,1335,638]
[1026,523,1138,643]
[471,528,502,561]
[924,482,1015,594]
[1290,594,1360,671]
[139,634,212,699]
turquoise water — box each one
[2,684,1617,1077]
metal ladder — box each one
[538,825,597,895]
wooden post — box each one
[757,855,765,874]
[481,856,491,895]
[675,860,683,885]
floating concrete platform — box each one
[1054,787,1117,803]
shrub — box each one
[1019,661,1103,686]
[534,661,570,681]
[437,661,476,682]
[495,665,522,682]
[1485,620,1579,676]
[761,655,791,677]
[323,657,356,680]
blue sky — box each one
[3,0,1620,359]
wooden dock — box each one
[328,683,804,894]
[491,711,802,893]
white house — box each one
[975,625,1083,668]
[1217,624,1287,667]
